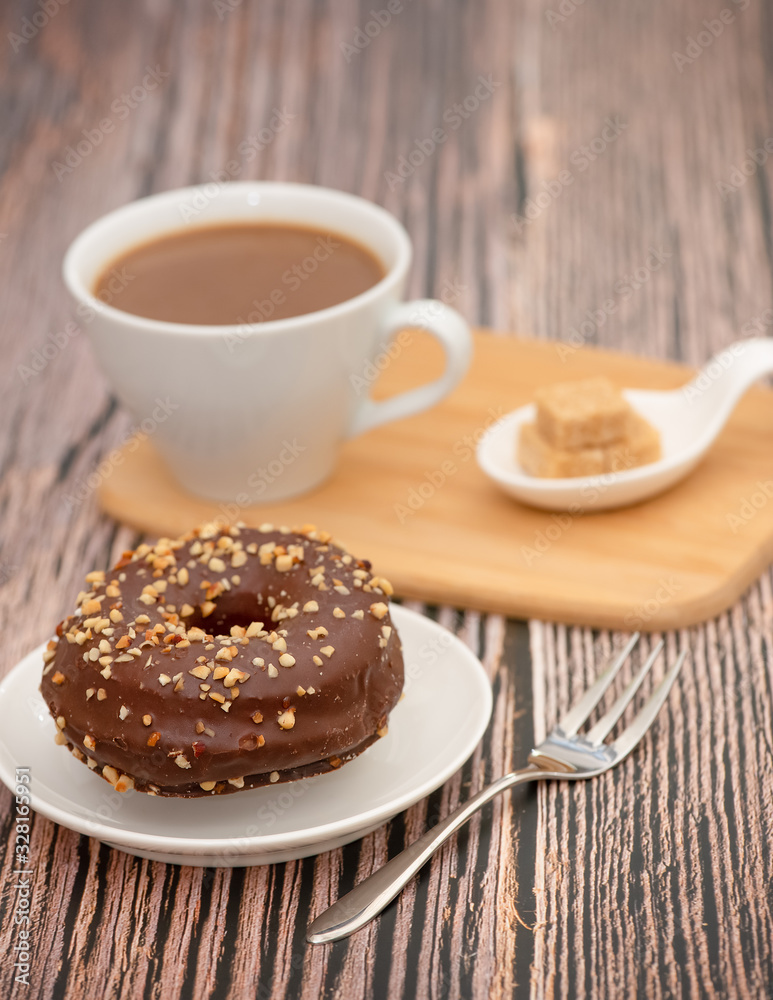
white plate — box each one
[0,606,492,867]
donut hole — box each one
[183,589,275,637]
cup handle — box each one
[347,299,473,438]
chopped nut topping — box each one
[83,734,96,751]
[86,688,95,700]
[334,585,350,596]
[209,692,226,704]
[279,653,296,668]
[200,781,216,791]
[231,550,247,568]
[213,665,229,680]
[369,602,389,620]
[351,609,365,620]
[307,627,328,640]
[119,705,129,721]
[135,614,150,625]
[158,674,172,686]
[103,765,119,786]
[313,655,323,667]
[296,686,306,696]
[109,609,123,623]
[277,708,295,729]
[177,567,189,586]
[51,671,66,685]
[115,774,134,793]
[252,710,263,724]
[200,601,216,617]
[189,664,212,680]
[174,754,192,769]
[100,664,112,679]
[268,664,279,678]
[142,715,152,726]
[307,686,316,695]
[320,645,335,658]
[269,771,279,783]
[81,598,102,615]
[272,637,287,653]
[332,607,346,618]
[97,688,107,701]
[208,556,226,573]
[228,776,245,788]
[56,715,66,730]
[147,732,160,747]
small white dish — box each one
[476,337,773,512]
[0,606,491,867]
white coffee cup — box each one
[63,182,472,503]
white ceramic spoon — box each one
[476,337,773,513]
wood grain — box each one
[0,0,772,998]
[100,331,773,631]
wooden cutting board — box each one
[99,330,773,631]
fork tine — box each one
[557,633,640,737]
[610,649,687,761]
[584,639,664,745]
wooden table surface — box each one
[2,1,772,997]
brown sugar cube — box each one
[518,412,661,478]
[607,411,661,472]
[535,377,632,449]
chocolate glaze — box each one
[40,524,404,796]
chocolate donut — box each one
[40,523,404,797]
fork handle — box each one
[306,767,540,944]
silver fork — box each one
[307,633,687,944]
